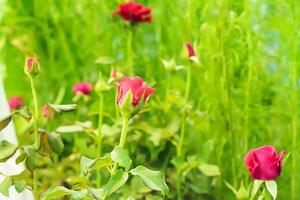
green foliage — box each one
[0,140,18,162]
[0,177,12,197]
[130,165,169,196]
[1,0,299,199]
[111,147,132,171]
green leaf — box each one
[80,156,112,175]
[130,165,169,195]
[25,147,38,171]
[198,163,220,176]
[41,186,70,200]
[131,176,151,194]
[88,188,104,199]
[70,190,88,200]
[80,156,94,175]
[224,181,238,196]
[56,125,84,133]
[95,56,116,65]
[48,103,77,113]
[0,115,12,131]
[265,181,277,200]
[48,132,64,154]
[14,180,26,193]
[17,107,32,121]
[15,152,27,164]
[251,180,263,198]
[0,140,18,162]
[111,147,132,171]
[0,177,12,197]
[127,196,135,200]
[104,169,128,196]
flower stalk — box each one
[112,115,129,173]
[29,75,39,200]
[96,93,104,187]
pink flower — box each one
[245,145,285,180]
[73,82,93,95]
[185,42,196,57]
[117,76,155,107]
[9,96,24,110]
[113,1,152,23]
[25,56,40,75]
[42,105,52,119]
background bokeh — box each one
[1,0,299,199]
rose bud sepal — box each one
[119,90,133,118]
[251,180,277,200]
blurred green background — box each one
[1,0,299,199]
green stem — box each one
[164,73,172,113]
[118,116,129,148]
[176,64,191,200]
[176,169,182,200]
[127,29,133,75]
[178,64,191,157]
[96,93,104,187]
[112,116,129,173]
[29,76,39,200]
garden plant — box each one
[0,0,299,199]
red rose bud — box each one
[245,145,285,180]
[73,82,93,95]
[185,42,196,58]
[112,70,118,80]
[9,96,24,110]
[113,2,152,23]
[25,56,40,76]
[117,76,155,110]
[42,105,54,119]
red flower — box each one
[9,96,24,110]
[185,42,196,58]
[117,76,155,107]
[113,2,152,23]
[73,82,93,95]
[245,146,285,180]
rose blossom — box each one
[9,96,24,110]
[72,82,93,95]
[113,1,152,23]
[185,42,196,58]
[245,145,285,180]
[117,76,155,107]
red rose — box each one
[113,2,152,23]
[9,96,24,110]
[117,76,155,107]
[73,82,93,95]
[245,146,285,180]
[185,42,196,58]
